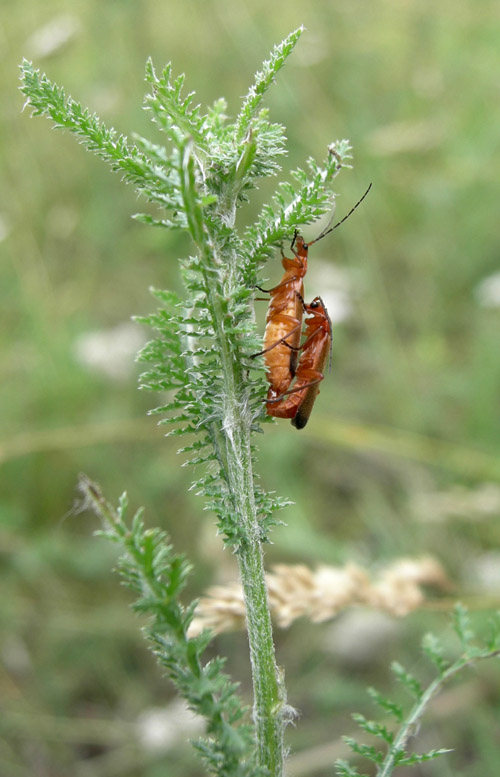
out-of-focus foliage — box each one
[2,2,500,776]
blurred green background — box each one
[2,1,500,775]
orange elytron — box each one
[266,297,332,429]
[253,232,309,403]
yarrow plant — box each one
[20,28,500,777]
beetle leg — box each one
[265,371,324,402]
[250,320,302,358]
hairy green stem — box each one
[182,136,284,769]
[239,541,284,774]
[195,223,284,775]
[180,116,285,776]
[221,380,284,776]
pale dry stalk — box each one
[188,556,450,637]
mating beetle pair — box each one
[253,184,371,429]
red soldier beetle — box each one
[252,183,372,407]
[266,296,332,429]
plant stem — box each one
[212,287,284,776]
[239,539,284,775]
[378,651,500,777]
[221,407,284,776]
[194,220,284,774]
[378,677,443,777]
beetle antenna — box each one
[307,182,372,247]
